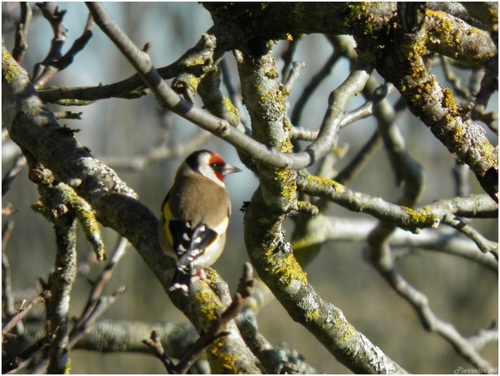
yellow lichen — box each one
[274,168,297,203]
[426,9,495,63]
[296,201,319,216]
[207,339,240,374]
[339,321,356,342]
[402,206,439,228]
[305,308,321,322]
[2,49,20,84]
[280,137,293,153]
[307,174,346,194]
[186,75,200,91]
[442,87,460,116]
[185,55,208,68]
[264,251,307,285]
[265,69,279,79]
[194,290,219,322]
[223,96,240,126]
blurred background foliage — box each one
[2,2,497,373]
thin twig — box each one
[335,131,381,185]
[283,61,305,93]
[452,162,471,197]
[32,3,68,83]
[442,214,498,256]
[2,331,56,373]
[71,237,128,339]
[2,154,26,196]
[2,242,17,327]
[2,290,51,339]
[468,322,498,351]
[280,36,302,82]
[12,2,32,63]
[440,55,471,99]
[33,8,94,89]
[142,330,175,372]
[27,288,125,374]
[234,264,301,373]
[376,266,494,371]
[290,48,339,127]
[341,83,395,128]
[68,287,126,349]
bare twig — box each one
[452,162,471,197]
[27,288,125,374]
[142,330,176,372]
[334,131,381,185]
[2,218,15,251]
[280,36,302,82]
[442,214,498,257]
[373,265,494,371]
[68,287,126,349]
[291,48,340,127]
[2,154,26,196]
[2,331,56,373]
[468,322,498,352]
[234,266,301,373]
[32,3,68,82]
[440,55,471,99]
[12,2,32,63]
[283,61,305,93]
[2,290,51,340]
[290,83,393,143]
[2,238,17,326]
[69,237,128,345]
[33,7,94,89]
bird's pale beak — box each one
[223,164,242,176]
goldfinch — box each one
[159,150,241,292]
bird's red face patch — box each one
[208,153,226,183]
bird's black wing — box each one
[168,220,217,292]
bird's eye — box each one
[211,163,224,171]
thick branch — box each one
[363,9,498,200]
[238,40,406,373]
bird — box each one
[158,150,241,293]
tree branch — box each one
[12,2,32,63]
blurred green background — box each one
[2,3,497,373]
